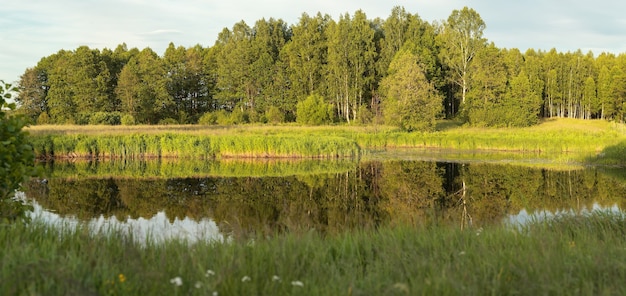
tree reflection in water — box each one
[23,159,626,241]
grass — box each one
[26,119,626,165]
[1,211,624,295]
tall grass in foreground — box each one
[1,211,624,295]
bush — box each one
[266,106,284,124]
[158,118,179,125]
[198,112,218,125]
[36,112,50,125]
[296,94,334,125]
[0,80,37,223]
[121,114,136,126]
[89,112,121,125]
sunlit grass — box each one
[1,211,624,295]
[26,119,626,164]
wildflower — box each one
[212,292,219,296]
[272,275,281,282]
[241,276,251,282]
[291,280,304,287]
[476,227,483,236]
[118,273,126,283]
[170,277,183,287]
[458,251,466,256]
[195,281,202,289]
[205,269,216,277]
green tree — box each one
[116,48,170,124]
[214,22,255,112]
[1,80,37,222]
[15,66,48,123]
[326,10,376,123]
[380,50,442,131]
[506,70,542,126]
[438,7,487,115]
[283,13,330,100]
[465,44,508,126]
[582,76,597,119]
[164,43,212,123]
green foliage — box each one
[265,106,284,124]
[0,80,37,223]
[296,94,334,125]
[158,118,179,125]
[380,50,442,131]
[198,112,218,125]
[120,114,136,125]
[89,111,122,125]
[15,6,626,127]
[35,112,50,125]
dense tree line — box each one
[15,6,626,130]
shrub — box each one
[89,112,122,125]
[0,80,37,223]
[121,114,136,125]
[158,118,179,125]
[266,106,284,124]
[198,112,218,125]
[296,94,334,125]
[36,112,50,125]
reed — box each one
[26,119,626,163]
[1,211,624,295]
[29,133,361,159]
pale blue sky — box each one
[2,0,626,85]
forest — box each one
[13,6,626,130]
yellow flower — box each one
[118,274,126,283]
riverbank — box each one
[2,211,624,295]
[26,118,626,164]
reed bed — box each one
[1,211,624,295]
[29,133,360,159]
[26,119,626,163]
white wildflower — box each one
[459,251,466,256]
[205,269,216,277]
[170,277,183,287]
[291,280,304,287]
[195,281,202,289]
[241,276,252,282]
[272,275,281,282]
[212,292,219,296]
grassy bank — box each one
[1,211,624,295]
[26,118,626,163]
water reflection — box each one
[506,203,623,226]
[23,192,224,244]
[22,158,626,241]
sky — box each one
[2,0,626,86]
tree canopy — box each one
[14,6,626,128]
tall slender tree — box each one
[438,7,486,115]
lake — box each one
[21,155,626,243]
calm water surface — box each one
[22,157,626,242]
